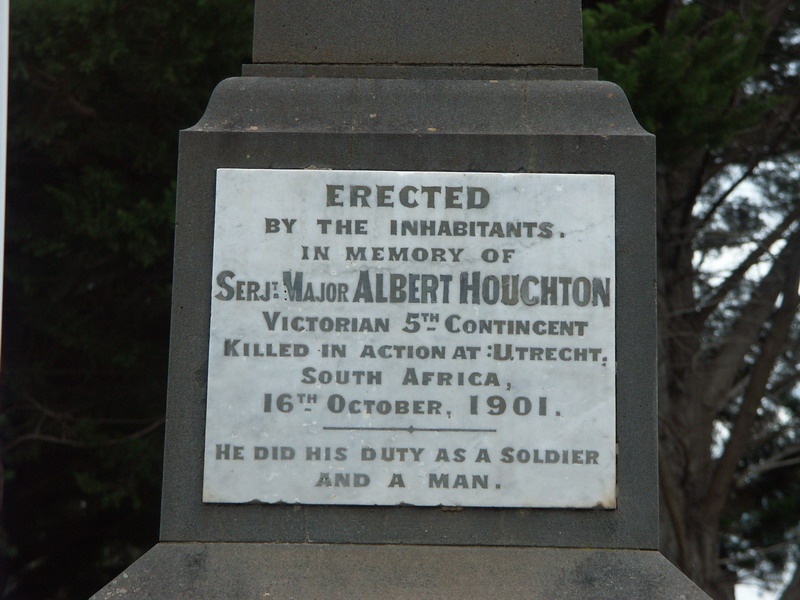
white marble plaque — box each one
[203,169,616,508]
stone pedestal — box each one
[93,1,709,597]
[93,543,708,600]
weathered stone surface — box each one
[252,0,583,66]
[92,543,710,599]
[160,76,658,550]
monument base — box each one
[91,542,709,599]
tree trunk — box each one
[657,144,800,599]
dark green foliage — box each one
[2,1,252,597]
[584,0,771,166]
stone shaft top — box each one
[253,0,583,66]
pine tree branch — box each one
[695,226,800,413]
[760,0,798,33]
[721,538,800,567]
[767,370,800,400]
[712,97,800,181]
[694,160,762,232]
[4,418,165,452]
[696,206,800,323]
[27,64,98,119]
[704,236,800,515]
[747,448,800,475]
[744,447,800,478]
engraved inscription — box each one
[202,169,616,508]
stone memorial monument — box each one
[94,1,710,597]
